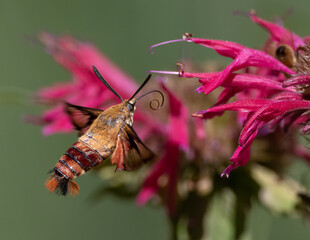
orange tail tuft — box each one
[45,174,80,196]
[45,176,58,193]
[68,180,80,196]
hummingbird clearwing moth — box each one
[45,66,164,196]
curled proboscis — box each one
[136,90,164,110]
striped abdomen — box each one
[45,141,110,196]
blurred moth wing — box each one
[111,124,155,171]
[66,103,104,136]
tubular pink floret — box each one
[148,70,180,75]
[239,100,310,146]
[149,39,186,54]
[283,75,310,88]
[221,165,235,178]
[248,10,305,50]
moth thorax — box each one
[125,113,134,126]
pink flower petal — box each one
[150,36,295,94]
[193,99,270,119]
[136,142,180,215]
[185,37,296,94]
[249,10,305,50]
[42,118,73,135]
[194,118,206,140]
[240,100,310,146]
[221,130,257,177]
[37,83,77,101]
[283,75,310,88]
[187,38,294,73]
[198,72,290,96]
[160,82,189,148]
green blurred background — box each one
[1,0,310,239]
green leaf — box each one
[204,189,235,240]
[251,165,304,214]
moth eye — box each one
[127,103,134,111]
[275,44,296,68]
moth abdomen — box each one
[46,140,107,196]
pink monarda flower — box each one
[34,32,161,137]
[150,11,310,177]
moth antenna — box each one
[136,90,164,110]
[129,74,152,101]
[93,66,123,101]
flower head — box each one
[150,11,310,177]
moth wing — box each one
[65,102,103,136]
[110,124,155,171]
